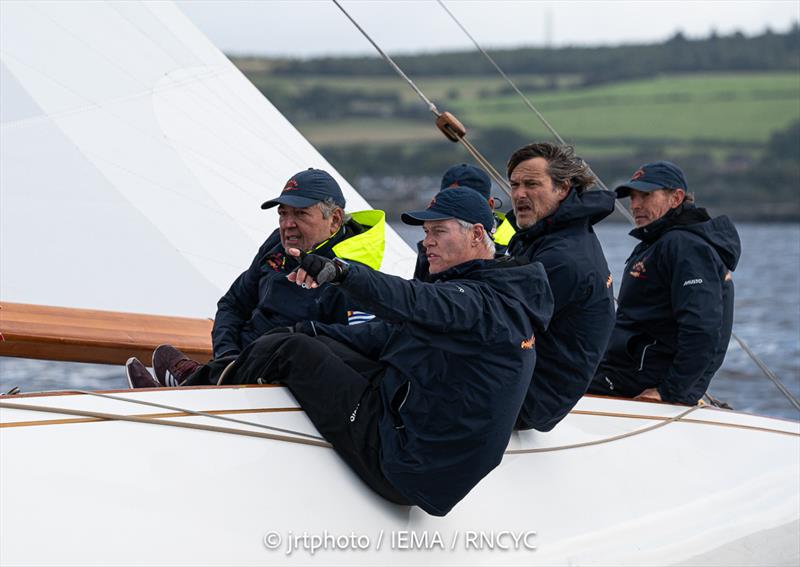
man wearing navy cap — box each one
[589,161,741,405]
[413,163,516,280]
[173,188,554,516]
[125,168,387,388]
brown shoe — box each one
[126,358,160,389]
[152,344,201,387]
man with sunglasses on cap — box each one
[148,188,553,516]
[412,163,515,280]
[125,168,386,387]
[589,161,741,405]
[505,142,616,433]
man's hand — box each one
[634,388,662,402]
[286,248,348,288]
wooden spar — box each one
[0,302,212,365]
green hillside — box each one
[232,29,800,220]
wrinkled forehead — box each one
[277,203,319,214]
[422,218,461,230]
[509,157,550,180]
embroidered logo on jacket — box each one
[682,278,703,287]
[265,252,285,272]
[629,259,647,279]
[520,334,536,350]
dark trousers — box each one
[587,368,650,398]
[186,332,409,506]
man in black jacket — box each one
[211,168,386,359]
[144,188,554,516]
[589,161,741,405]
[125,168,387,388]
[506,142,616,432]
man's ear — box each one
[331,208,344,232]
[670,188,686,208]
[557,180,571,201]
[473,224,485,246]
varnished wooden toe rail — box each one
[0,302,212,365]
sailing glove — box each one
[297,252,349,284]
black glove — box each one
[297,252,349,285]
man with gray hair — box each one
[506,142,616,432]
[125,168,387,388]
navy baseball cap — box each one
[440,163,492,200]
[401,188,494,233]
[615,161,689,198]
[261,168,346,209]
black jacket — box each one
[508,189,617,432]
[594,204,741,404]
[311,257,553,516]
[211,213,385,358]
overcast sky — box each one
[176,0,800,58]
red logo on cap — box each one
[427,196,437,208]
[631,168,646,181]
[447,182,460,189]
[283,178,299,192]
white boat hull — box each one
[2,387,798,565]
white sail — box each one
[0,0,416,319]
[1,3,798,565]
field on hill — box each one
[238,53,800,220]
[258,72,799,162]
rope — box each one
[0,400,331,448]
[731,335,800,411]
[435,0,798,413]
[435,0,632,222]
[332,0,437,115]
[331,0,511,195]
[75,390,325,441]
[1,396,726,454]
[507,405,702,453]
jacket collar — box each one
[629,203,711,243]
[510,188,616,243]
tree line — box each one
[258,27,799,84]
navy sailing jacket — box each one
[595,205,741,404]
[312,257,553,516]
[211,212,386,358]
[508,189,616,432]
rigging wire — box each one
[331,0,512,195]
[435,0,634,224]
[435,0,800,413]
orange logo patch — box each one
[520,334,536,350]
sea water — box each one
[1,222,798,421]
